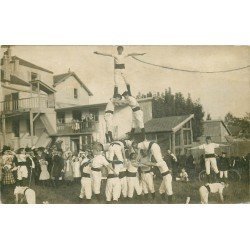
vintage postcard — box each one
[0,45,249,204]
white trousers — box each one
[127,176,142,198]
[92,171,102,195]
[114,68,129,86]
[141,172,155,194]
[159,174,173,196]
[199,186,209,204]
[205,158,219,174]
[119,176,128,198]
[25,189,36,204]
[105,177,121,201]
[80,177,92,199]
[132,110,144,129]
[108,145,124,162]
[104,113,113,132]
[150,144,164,164]
[219,171,228,178]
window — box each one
[175,130,181,146]
[57,112,65,123]
[74,88,78,99]
[12,118,20,137]
[72,110,82,120]
[184,130,192,145]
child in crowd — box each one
[39,159,50,186]
[176,168,189,182]
[72,157,81,183]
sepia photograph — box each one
[0,45,249,205]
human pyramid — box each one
[77,46,173,203]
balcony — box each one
[0,97,48,114]
[56,120,99,135]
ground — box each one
[1,177,249,204]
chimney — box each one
[2,55,11,82]
[14,58,19,74]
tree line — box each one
[136,88,205,140]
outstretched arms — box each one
[93,51,113,57]
[127,53,146,57]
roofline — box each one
[30,80,56,93]
[53,72,93,96]
[172,114,194,132]
[12,56,53,74]
[56,102,107,111]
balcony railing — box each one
[0,97,48,113]
[57,120,99,134]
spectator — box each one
[185,152,196,179]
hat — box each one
[2,145,11,154]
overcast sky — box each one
[1,45,249,119]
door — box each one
[70,137,80,152]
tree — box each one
[138,88,205,140]
[224,112,250,138]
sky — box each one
[1,45,249,119]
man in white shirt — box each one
[91,147,110,201]
[199,182,229,204]
[122,91,145,141]
[14,186,36,204]
[79,156,93,203]
[126,153,142,201]
[138,152,155,200]
[104,94,122,143]
[94,46,145,95]
[133,140,164,164]
[144,160,173,203]
[190,136,227,183]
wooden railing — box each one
[0,97,48,113]
[57,120,99,134]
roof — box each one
[10,56,53,74]
[53,72,93,96]
[203,120,232,135]
[55,98,152,111]
[1,70,56,94]
[1,69,30,87]
[141,114,194,133]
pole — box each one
[30,111,34,147]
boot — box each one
[108,131,113,142]
[141,128,146,141]
[130,128,135,140]
[151,192,156,199]
[105,133,110,143]
[126,84,132,96]
[95,194,101,202]
[144,193,149,200]
[161,193,166,200]
[167,195,173,204]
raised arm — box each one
[93,51,113,57]
[127,53,146,57]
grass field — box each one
[1,176,249,204]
